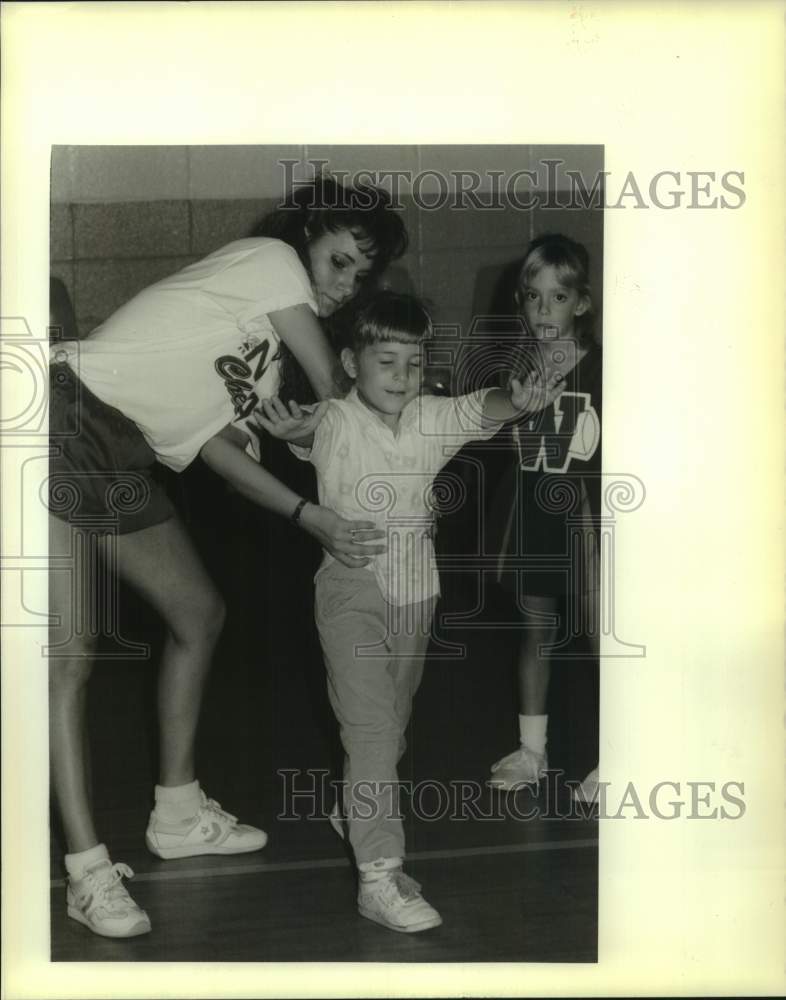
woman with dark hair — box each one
[48,175,408,938]
[253,175,408,404]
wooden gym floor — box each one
[49,449,598,963]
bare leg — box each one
[516,593,559,716]
[49,513,225,858]
[581,531,600,784]
[582,587,599,661]
[49,514,100,854]
[582,525,600,661]
[490,592,559,787]
[114,518,225,787]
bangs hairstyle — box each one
[252,173,408,278]
[256,173,410,406]
[517,233,595,346]
[350,291,432,351]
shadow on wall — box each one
[49,276,78,342]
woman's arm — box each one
[200,425,383,566]
[268,303,341,401]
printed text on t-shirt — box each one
[214,336,271,419]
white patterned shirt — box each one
[292,387,498,605]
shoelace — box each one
[81,863,136,914]
[389,870,422,902]
[496,746,544,768]
[201,795,238,827]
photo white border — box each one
[2,2,784,997]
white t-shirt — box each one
[55,238,317,471]
[292,387,498,605]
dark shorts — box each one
[49,363,176,534]
[487,464,599,599]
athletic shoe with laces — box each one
[66,859,151,938]
[358,867,442,933]
[489,745,548,790]
[145,791,268,859]
[572,766,600,804]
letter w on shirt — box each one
[514,391,600,473]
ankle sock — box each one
[519,714,548,755]
[359,856,402,883]
[153,779,201,824]
[65,842,109,880]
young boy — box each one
[256,292,562,934]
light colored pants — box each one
[315,561,436,865]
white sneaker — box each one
[572,766,599,804]
[67,859,151,938]
[358,867,442,933]
[489,745,548,791]
[146,791,268,859]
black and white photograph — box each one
[46,144,604,963]
[2,4,783,999]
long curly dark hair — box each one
[251,174,409,403]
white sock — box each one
[519,714,548,755]
[65,842,109,880]
[153,779,201,824]
[358,856,402,883]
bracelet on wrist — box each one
[290,498,309,526]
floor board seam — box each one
[50,836,598,888]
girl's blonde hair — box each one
[516,233,595,346]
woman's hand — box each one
[299,503,386,568]
[254,396,327,444]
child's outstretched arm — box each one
[253,395,323,448]
[481,369,566,426]
[200,424,383,567]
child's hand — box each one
[254,396,327,442]
[510,368,566,413]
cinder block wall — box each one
[50,146,604,343]
[50,199,275,339]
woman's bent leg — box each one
[114,516,265,858]
[113,517,225,787]
[49,513,152,937]
[49,514,100,854]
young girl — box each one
[486,234,601,798]
[257,292,564,933]
[48,176,407,938]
